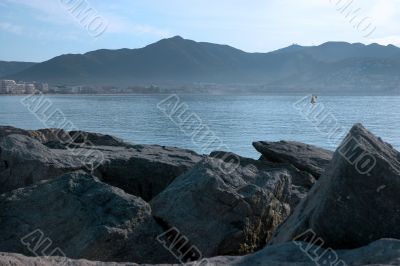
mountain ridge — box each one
[0,61,37,78]
[5,36,400,94]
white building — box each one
[0,80,16,94]
[12,84,26,94]
[34,82,49,93]
[0,79,49,94]
[24,84,35,94]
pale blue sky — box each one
[0,0,399,62]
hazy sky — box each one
[0,0,399,62]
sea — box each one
[0,94,399,158]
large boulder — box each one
[0,126,203,199]
[270,124,400,249]
[0,253,134,266]
[0,126,131,147]
[44,129,134,149]
[209,151,316,209]
[0,172,173,264]
[68,130,133,147]
[189,238,400,266]
[150,152,315,258]
[253,140,333,178]
[0,125,55,143]
[0,134,86,193]
[211,238,400,266]
[2,238,400,265]
[96,144,203,201]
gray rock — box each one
[2,239,400,265]
[150,153,315,258]
[0,126,57,143]
[0,126,131,147]
[43,130,134,149]
[210,238,400,266]
[0,253,135,266]
[0,126,203,200]
[270,124,400,249]
[210,151,316,208]
[0,134,86,193]
[0,172,174,264]
[96,144,203,201]
[67,130,133,147]
[2,253,135,266]
[253,140,333,178]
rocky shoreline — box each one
[0,124,399,265]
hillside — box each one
[6,36,400,94]
[0,61,36,78]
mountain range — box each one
[3,36,400,94]
[0,61,36,78]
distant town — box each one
[0,80,48,94]
[0,79,224,95]
[0,79,166,95]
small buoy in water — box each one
[311,95,318,104]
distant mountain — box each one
[272,44,306,54]
[6,36,400,94]
[0,61,36,78]
[8,36,319,85]
[273,42,400,62]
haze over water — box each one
[1,95,399,158]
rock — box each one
[68,130,133,147]
[2,238,400,265]
[270,124,400,249]
[0,253,136,266]
[210,238,400,266]
[0,172,174,264]
[0,126,203,199]
[252,140,333,178]
[0,126,131,147]
[26,128,131,150]
[337,238,400,266]
[0,125,53,143]
[210,151,316,208]
[96,144,203,201]
[0,134,86,193]
[150,152,315,258]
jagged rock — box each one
[44,130,134,149]
[210,151,316,208]
[213,238,400,266]
[150,153,315,258]
[0,126,130,147]
[253,140,333,178]
[270,124,400,249]
[97,144,203,201]
[2,238,400,265]
[0,253,136,266]
[68,130,133,147]
[0,125,53,143]
[0,134,86,193]
[0,172,174,264]
[0,126,203,199]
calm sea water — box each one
[0,95,399,158]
